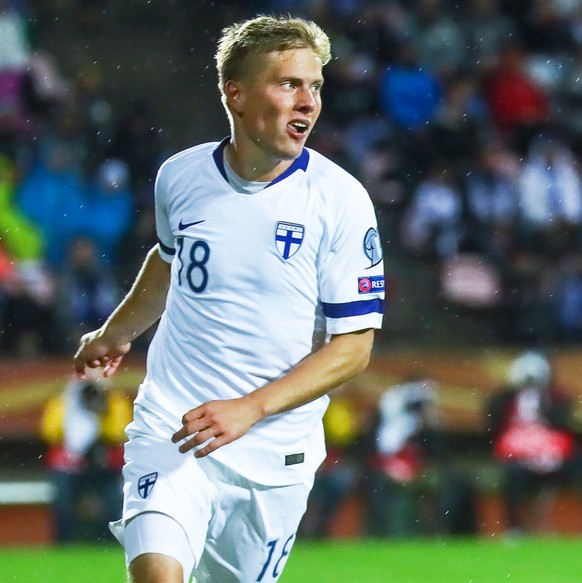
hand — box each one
[73,329,132,379]
[171,396,264,458]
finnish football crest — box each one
[138,472,158,499]
[363,228,382,267]
[275,222,305,260]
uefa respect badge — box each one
[358,275,385,294]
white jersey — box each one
[130,139,385,486]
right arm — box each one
[73,244,171,378]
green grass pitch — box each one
[1,537,580,582]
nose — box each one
[296,86,317,113]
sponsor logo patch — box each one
[138,472,158,499]
[358,275,384,294]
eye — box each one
[281,81,295,89]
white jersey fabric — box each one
[129,138,385,486]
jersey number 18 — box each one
[176,236,210,293]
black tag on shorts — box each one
[285,453,305,466]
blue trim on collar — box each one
[212,137,309,188]
[212,137,230,183]
[268,147,309,187]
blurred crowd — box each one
[5,0,582,354]
[40,369,132,542]
[0,0,161,356]
[303,349,582,538]
[35,345,582,542]
[268,0,582,345]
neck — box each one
[225,139,293,182]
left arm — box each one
[172,328,374,457]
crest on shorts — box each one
[138,472,158,499]
[275,222,305,260]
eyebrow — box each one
[281,76,325,86]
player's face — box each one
[230,47,323,167]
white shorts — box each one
[110,433,313,583]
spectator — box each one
[15,140,87,266]
[517,134,582,256]
[364,378,439,537]
[0,153,56,355]
[483,40,551,153]
[301,388,363,538]
[400,160,464,259]
[363,377,475,537]
[358,140,408,239]
[412,0,467,78]
[36,105,92,177]
[519,0,576,55]
[0,154,43,261]
[427,74,488,172]
[463,143,520,261]
[0,0,30,72]
[112,205,156,292]
[487,351,580,534]
[83,158,134,264]
[354,2,417,64]
[69,66,115,163]
[39,371,132,543]
[567,3,582,47]
[557,45,582,147]
[23,50,69,120]
[461,0,517,71]
[55,236,120,349]
[0,251,56,356]
[323,50,379,128]
[110,100,163,209]
[0,0,31,135]
[378,40,442,132]
[547,254,582,343]
[0,0,30,78]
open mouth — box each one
[288,121,309,136]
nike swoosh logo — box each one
[178,219,205,230]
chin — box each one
[278,142,305,161]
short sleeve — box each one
[154,161,176,263]
[319,185,385,335]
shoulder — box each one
[156,142,219,200]
[159,141,218,175]
[306,148,368,200]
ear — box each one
[224,80,244,115]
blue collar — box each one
[212,137,309,188]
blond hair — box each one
[215,15,331,96]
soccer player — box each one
[73,15,384,583]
